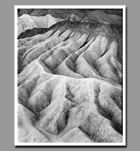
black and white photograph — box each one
[14,5,126,146]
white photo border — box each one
[14,5,126,146]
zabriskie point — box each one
[16,8,124,144]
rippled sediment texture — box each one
[17,10,123,143]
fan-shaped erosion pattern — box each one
[17,9,123,144]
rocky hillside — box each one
[17,9,123,144]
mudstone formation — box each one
[17,9,123,143]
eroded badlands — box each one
[17,10,123,143]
